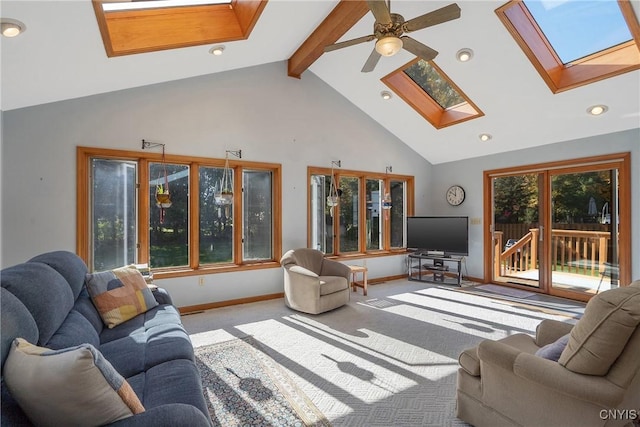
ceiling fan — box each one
[324,1,461,72]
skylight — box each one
[523,0,633,64]
[102,0,231,12]
[404,60,465,109]
[496,0,640,93]
[382,59,483,130]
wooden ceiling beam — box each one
[287,0,369,79]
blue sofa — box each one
[1,251,212,426]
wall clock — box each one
[446,185,465,206]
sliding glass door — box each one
[491,173,544,288]
[549,168,620,297]
[486,153,631,301]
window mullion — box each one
[139,158,150,265]
[190,163,200,270]
[234,166,243,263]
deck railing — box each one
[494,229,610,277]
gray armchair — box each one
[280,248,351,314]
[456,280,640,427]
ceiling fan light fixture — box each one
[209,45,225,56]
[375,36,403,57]
[587,104,608,116]
[1,19,26,37]
[456,48,473,62]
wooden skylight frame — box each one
[92,0,267,57]
[495,0,640,94]
[381,58,483,130]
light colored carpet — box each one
[475,284,537,299]
[183,279,578,426]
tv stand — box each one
[408,253,463,286]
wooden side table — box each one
[349,265,368,296]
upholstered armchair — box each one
[280,248,351,314]
[456,281,640,427]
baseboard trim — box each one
[179,292,284,314]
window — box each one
[90,158,137,271]
[308,167,413,256]
[382,59,483,129]
[92,0,267,57]
[496,0,640,93]
[78,147,281,276]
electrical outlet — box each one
[470,217,482,225]
[198,276,205,286]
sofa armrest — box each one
[514,352,625,407]
[477,339,521,372]
[106,403,212,427]
[535,319,574,347]
[151,287,174,306]
[288,265,319,278]
[320,259,351,280]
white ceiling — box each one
[2,0,639,164]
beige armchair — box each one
[280,248,351,314]
[456,281,640,427]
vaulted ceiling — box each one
[2,0,639,164]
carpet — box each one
[194,336,331,427]
[475,284,537,299]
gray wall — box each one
[429,128,639,282]
[2,60,638,307]
[1,61,430,307]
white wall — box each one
[1,61,431,307]
[429,128,640,282]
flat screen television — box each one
[406,216,469,256]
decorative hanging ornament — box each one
[155,146,172,223]
[214,152,233,206]
[327,160,341,217]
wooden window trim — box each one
[496,0,640,93]
[77,146,281,277]
[381,59,484,129]
[92,0,267,57]
[307,166,415,257]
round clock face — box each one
[446,185,465,206]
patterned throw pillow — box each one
[86,266,158,328]
[4,338,145,427]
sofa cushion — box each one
[126,358,209,418]
[45,310,100,350]
[99,305,195,378]
[4,338,144,427]
[86,266,158,328]
[559,282,640,375]
[535,333,569,361]
[28,251,88,300]
[319,276,349,295]
[0,288,38,372]
[1,263,74,345]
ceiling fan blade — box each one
[401,36,438,61]
[403,3,461,33]
[367,0,392,25]
[361,48,382,73]
[325,35,376,52]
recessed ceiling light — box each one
[456,48,473,62]
[479,133,492,142]
[587,104,608,116]
[380,91,392,100]
[1,18,26,38]
[209,45,225,56]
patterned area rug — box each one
[194,336,331,427]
